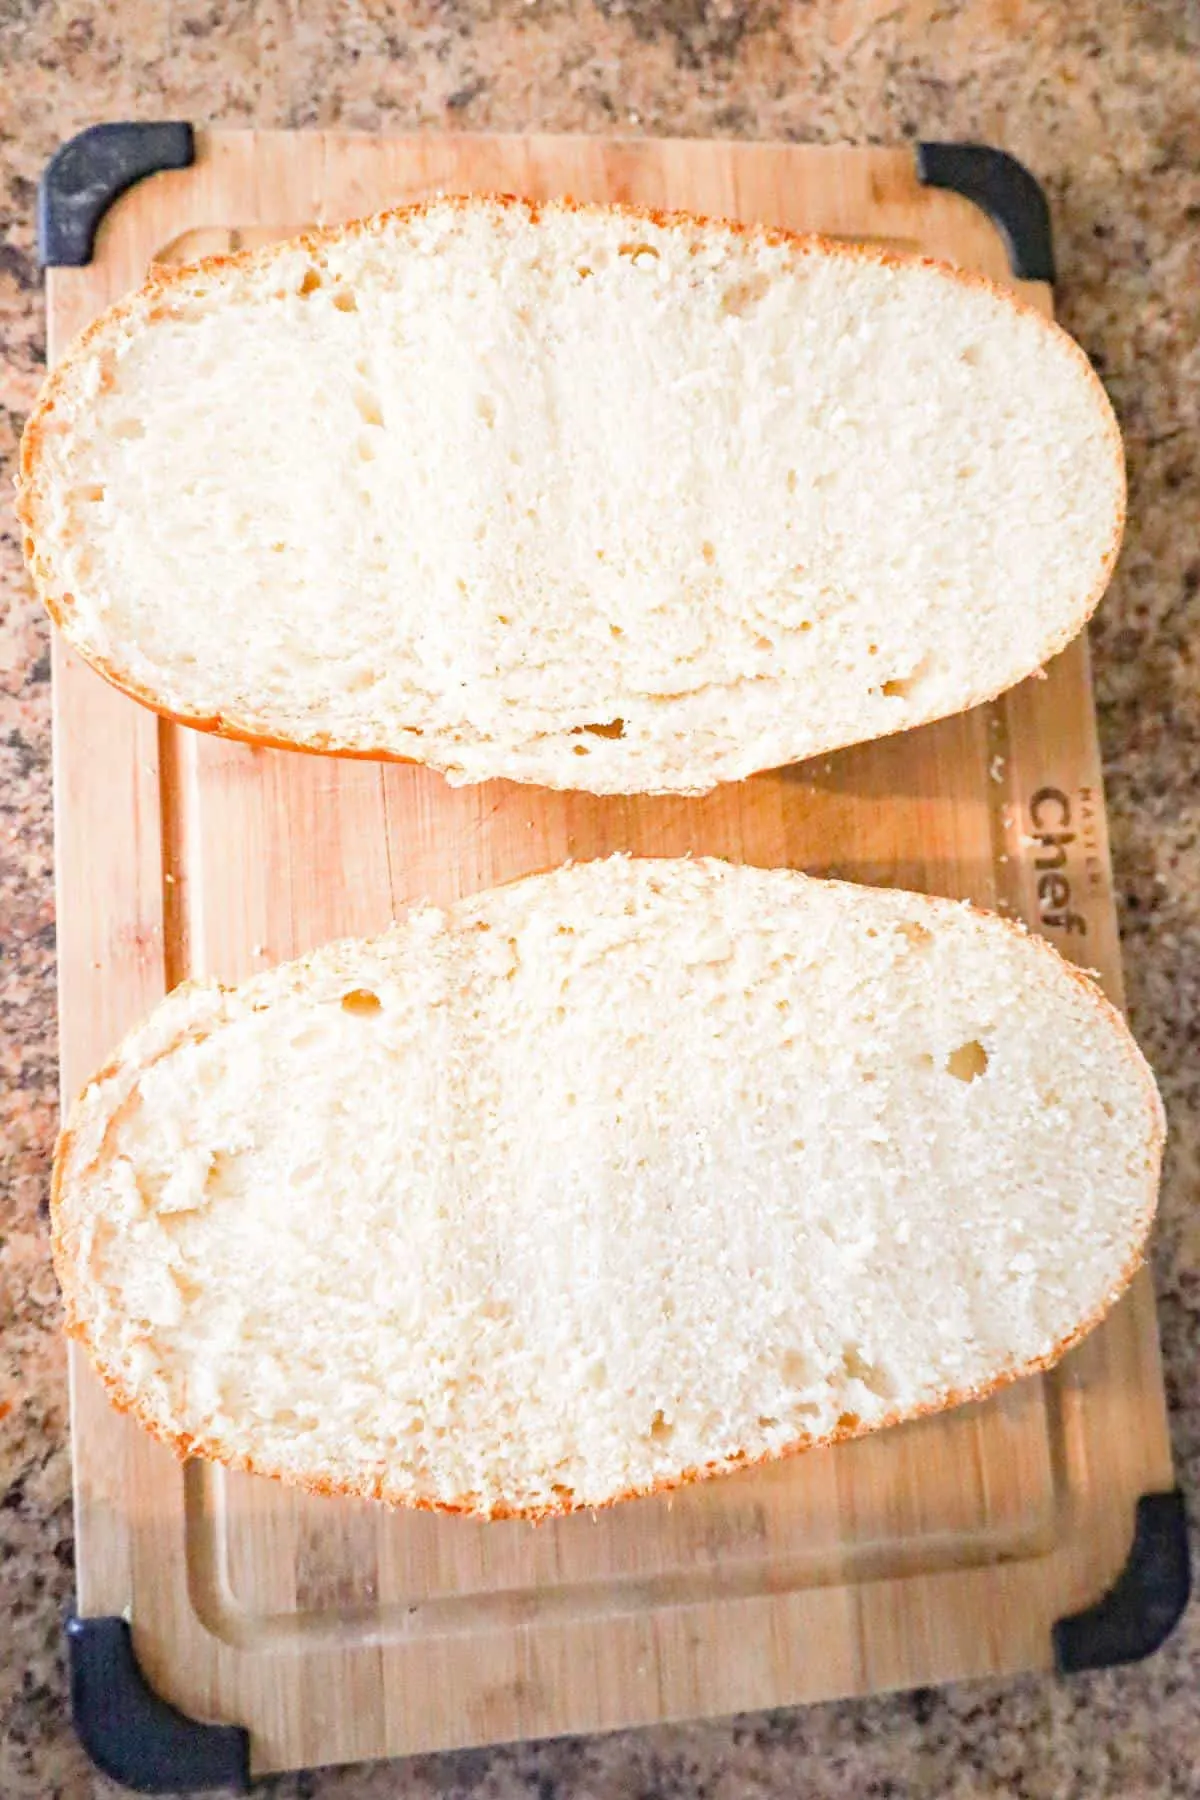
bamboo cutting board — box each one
[46,130,1178,1784]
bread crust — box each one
[51,862,1163,1522]
[18,194,1126,796]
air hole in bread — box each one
[573,743,590,755]
[354,386,384,428]
[916,1051,935,1069]
[648,1409,673,1442]
[170,1269,203,1305]
[200,1149,243,1204]
[74,484,106,504]
[721,273,770,317]
[961,344,982,366]
[786,468,798,494]
[946,1039,989,1083]
[273,1408,319,1432]
[476,394,497,428]
[780,1349,809,1386]
[757,1415,781,1430]
[331,287,358,313]
[576,264,593,280]
[357,437,376,463]
[896,920,933,949]
[110,418,145,441]
[884,656,933,702]
[842,1344,892,1399]
[837,1410,861,1431]
[298,267,323,297]
[701,540,716,565]
[340,988,382,1016]
[573,718,626,740]
[619,242,660,266]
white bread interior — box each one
[20,197,1124,794]
[53,857,1162,1519]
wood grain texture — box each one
[49,131,1173,1776]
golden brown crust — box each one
[50,862,1163,1523]
[18,193,1126,796]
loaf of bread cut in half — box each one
[55,857,1160,1519]
[21,197,1123,795]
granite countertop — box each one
[2,3,1199,1796]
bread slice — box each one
[20,197,1122,795]
[54,856,1160,1519]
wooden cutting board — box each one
[46,129,1178,1785]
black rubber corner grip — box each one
[67,1615,250,1794]
[916,142,1056,285]
[1053,1491,1191,1673]
[38,122,195,269]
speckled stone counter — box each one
[2,4,1199,1796]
